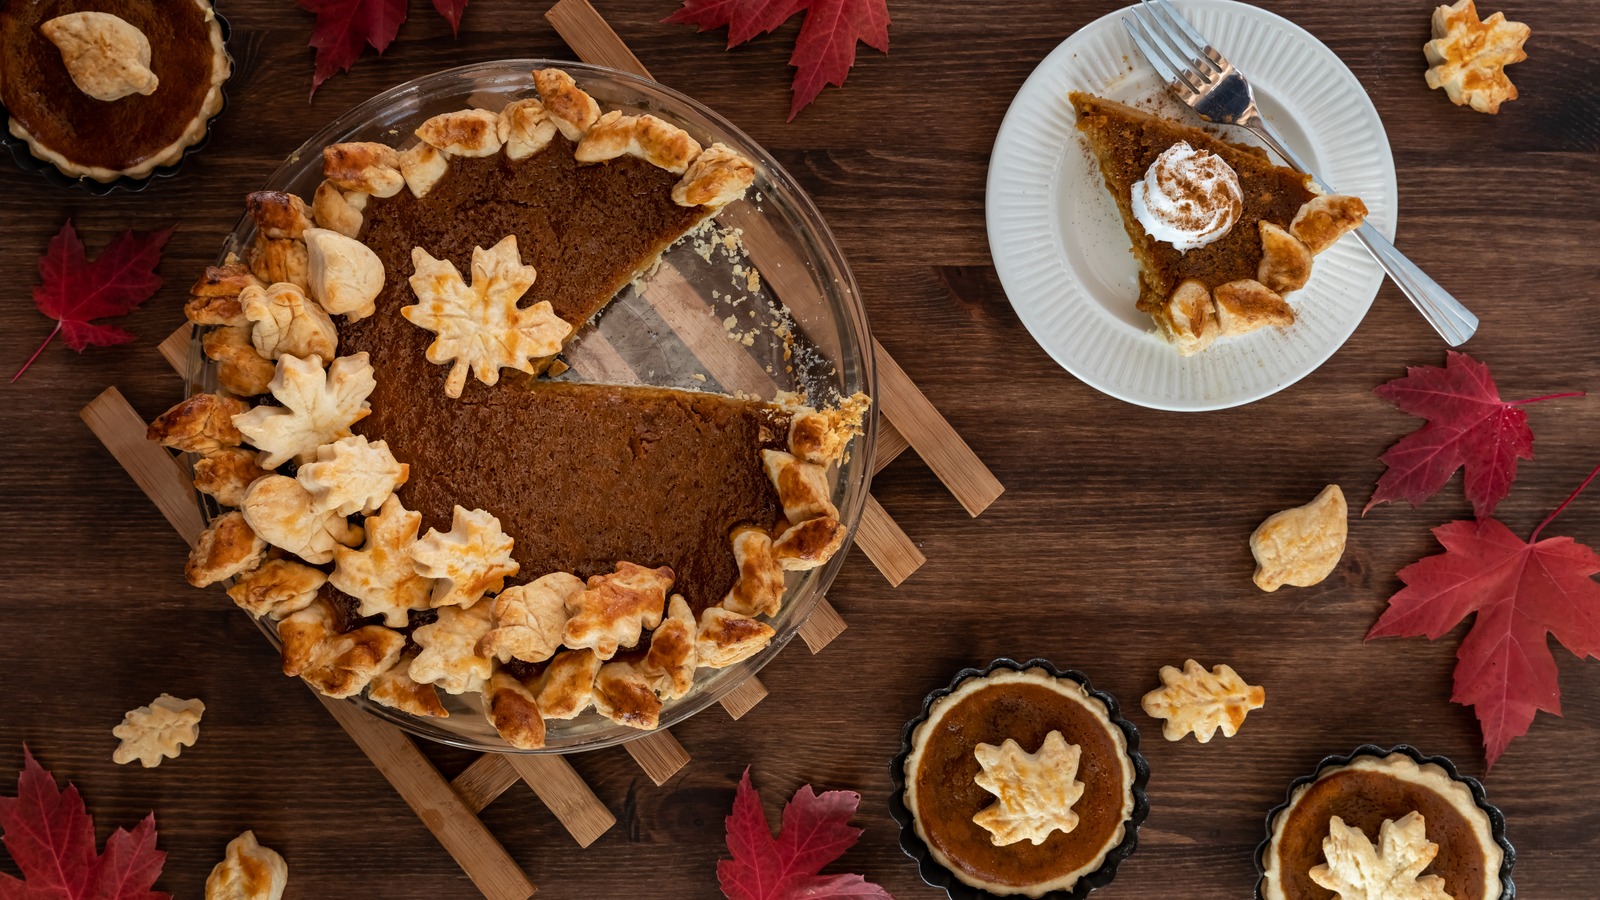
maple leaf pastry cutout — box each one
[971,730,1086,846]
[1141,659,1266,743]
[232,353,377,468]
[1308,812,1452,900]
[1425,0,1530,114]
[408,505,519,608]
[205,831,288,900]
[410,604,495,695]
[296,434,409,516]
[402,235,573,399]
[330,494,434,627]
[112,694,205,768]
[561,562,675,660]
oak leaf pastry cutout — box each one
[193,447,272,508]
[312,181,367,240]
[304,228,385,320]
[1251,484,1348,591]
[367,652,449,718]
[1141,659,1266,743]
[561,562,675,659]
[416,109,504,157]
[185,511,267,587]
[695,606,776,668]
[576,110,703,174]
[232,353,376,468]
[330,495,433,627]
[409,506,519,608]
[641,595,698,700]
[971,730,1086,847]
[533,68,600,140]
[112,693,204,768]
[204,831,287,900]
[203,326,277,397]
[592,660,663,731]
[536,648,602,719]
[479,572,585,664]
[148,392,249,457]
[323,141,405,198]
[483,670,546,749]
[672,143,756,209]
[186,261,263,327]
[403,235,573,399]
[296,435,409,516]
[498,98,557,160]
[1308,812,1453,900]
[722,527,786,618]
[410,604,496,695]
[1425,0,1530,114]
[227,559,327,619]
[242,282,338,361]
[241,475,363,566]
[40,12,158,102]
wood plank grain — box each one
[796,599,848,653]
[716,676,768,721]
[545,0,653,79]
[852,494,925,586]
[623,730,691,785]
[159,323,196,380]
[452,753,522,814]
[79,388,205,547]
[873,337,1004,517]
[503,755,617,849]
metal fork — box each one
[1122,0,1478,346]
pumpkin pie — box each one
[901,664,1146,897]
[0,0,229,182]
[1070,93,1367,355]
[151,67,870,749]
[1260,750,1510,900]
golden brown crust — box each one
[410,604,495,695]
[185,262,262,327]
[672,143,755,208]
[592,661,662,730]
[409,506,518,609]
[367,653,449,718]
[322,142,404,198]
[1257,222,1314,294]
[722,526,785,618]
[498,98,557,160]
[561,562,674,659]
[1153,279,1220,357]
[40,12,160,102]
[312,180,366,239]
[226,558,326,619]
[241,282,338,361]
[772,516,848,571]
[576,110,702,174]
[278,598,337,678]
[1213,280,1295,336]
[192,446,271,507]
[533,68,600,141]
[397,142,449,198]
[479,572,584,664]
[247,235,308,290]
[300,624,405,698]
[202,326,276,397]
[204,830,288,900]
[786,393,871,465]
[640,595,697,700]
[240,474,363,566]
[1424,0,1529,114]
[416,109,503,158]
[695,606,775,668]
[246,191,313,241]
[483,670,546,749]
[329,494,431,627]
[185,511,267,587]
[148,392,249,457]
[1290,194,1369,255]
[536,648,602,719]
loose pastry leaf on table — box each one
[13,221,173,382]
[1141,660,1265,743]
[1368,463,1600,769]
[719,767,891,900]
[1425,0,1530,114]
[1366,351,1583,520]
[0,747,168,900]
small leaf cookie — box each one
[1425,0,1529,114]
[1251,484,1347,591]
[1142,659,1265,743]
[112,693,204,767]
[971,730,1085,846]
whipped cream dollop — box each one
[1130,141,1243,252]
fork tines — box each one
[1122,0,1225,97]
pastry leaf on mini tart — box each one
[718,767,891,900]
[1368,463,1600,769]
[1367,351,1584,520]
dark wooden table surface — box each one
[3,0,1598,897]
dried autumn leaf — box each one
[432,0,468,35]
[13,220,172,382]
[718,767,891,900]
[298,0,468,95]
[1367,351,1583,519]
[664,0,807,48]
[1367,464,1600,768]
[0,747,169,899]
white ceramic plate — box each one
[987,0,1398,411]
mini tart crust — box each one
[903,667,1136,898]
[7,0,230,183]
[1261,753,1503,900]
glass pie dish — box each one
[183,59,876,753]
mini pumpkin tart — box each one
[1070,93,1367,356]
[0,0,230,185]
[149,66,871,751]
[892,660,1149,899]
[1256,746,1514,900]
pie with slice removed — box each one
[1070,93,1367,355]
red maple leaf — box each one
[299,0,407,94]
[718,768,892,900]
[1366,351,1583,519]
[11,221,172,383]
[431,0,469,36]
[0,747,169,900]
[1368,464,1600,769]
[663,0,889,119]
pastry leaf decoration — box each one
[664,0,889,120]
[718,767,891,900]
[1308,812,1452,900]
[0,747,169,899]
[1141,660,1265,743]
[972,731,1084,846]
[298,0,468,95]
[1368,463,1600,769]
[13,220,172,383]
[1366,351,1582,520]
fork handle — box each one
[1244,117,1479,346]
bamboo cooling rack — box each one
[82,4,1002,895]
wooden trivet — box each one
[90,12,1004,895]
